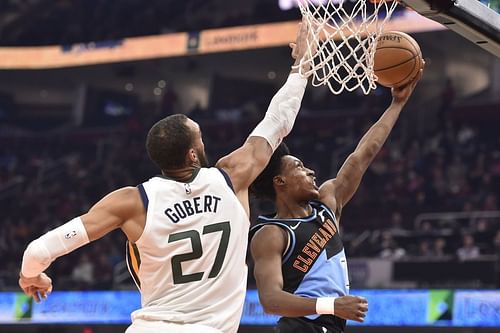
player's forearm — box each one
[259,289,317,317]
[261,290,355,319]
[355,98,405,158]
[21,217,90,278]
[249,73,307,151]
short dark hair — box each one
[146,114,193,171]
[250,142,290,201]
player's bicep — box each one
[216,137,273,193]
[335,153,366,205]
[250,226,287,297]
[81,187,141,241]
[320,153,365,216]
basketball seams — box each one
[374,54,417,71]
[389,58,418,86]
[376,58,417,86]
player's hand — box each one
[334,295,368,323]
[19,272,53,303]
[290,18,316,74]
[391,59,425,103]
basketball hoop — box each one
[295,0,399,95]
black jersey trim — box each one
[258,207,318,223]
[137,184,149,210]
[217,168,235,193]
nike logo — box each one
[290,222,301,230]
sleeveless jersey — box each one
[250,200,349,332]
[127,168,249,333]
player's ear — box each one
[187,148,198,163]
[273,175,286,186]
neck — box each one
[162,165,200,183]
[274,196,312,219]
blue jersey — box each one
[250,200,349,331]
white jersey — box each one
[127,168,249,333]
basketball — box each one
[374,31,423,88]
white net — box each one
[296,0,399,94]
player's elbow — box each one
[24,239,51,265]
[261,301,281,315]
[22,238,52,277]
[259,294,283,315]
[357,140,383,161]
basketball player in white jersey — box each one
[18,22,313,333]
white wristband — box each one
[21,217,90,278]
[316,297,336,315]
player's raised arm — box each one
[19,187,144,301]
[216,21,312,198]
[320,67,424,218]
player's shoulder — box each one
[91,186,144,219]
[250,224,288,254]
[103,186,142,205]
[199,167,235,192]
[251,223,285,238]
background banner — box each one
[1,289,499,327]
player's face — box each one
[186,118,209,167]
[278,155,319,201]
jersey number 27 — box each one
[168,221,230,284]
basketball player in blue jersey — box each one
[249,68,424,333]
[18,22,313,333]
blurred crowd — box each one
[1,77,499,291]
[0,0,427,47]
[0,0,296,46]
[1,0,497,47]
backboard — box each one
[400,0,500,56]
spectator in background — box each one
[433,238,448,258]
[71,254,94,288]
[387,211,409,236]
[473,219,491,250]
[417,240,435,258]
[160,83,179,115]
[94,252,114,289]
[379,231,407,260]
[457,234,480,261]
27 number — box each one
[168,221,230,284]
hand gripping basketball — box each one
[391,60,425,103]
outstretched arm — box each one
[251,226,367,321]
[19,187,144,301]
[320,68,424,219]
[216,21,312,205]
